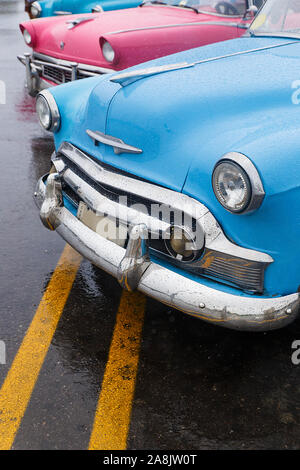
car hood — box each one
[67,36,300,192]
[20,5,242,69]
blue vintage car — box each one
[34,0,300,331]
[25,0,141,18]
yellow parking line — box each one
[89,290,146,450]
[0,244,82,450]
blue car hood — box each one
[68,36,300,192]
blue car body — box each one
[34,27,300,330]
[26,0,141,17]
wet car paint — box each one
[1,0,300,450]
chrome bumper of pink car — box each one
[34,173,300,332]
[17,52,114,96]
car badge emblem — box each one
[60,41,65,50]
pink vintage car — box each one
[18,0,264,96]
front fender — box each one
[183,105,300,297]
[48,77,103,150]
[49,74,122,156]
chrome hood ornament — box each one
[86,129,143,155]
[66,17,94,30]
[110,62,193,87]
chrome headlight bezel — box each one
[36,90,60,133]
[30,1,42,18]
[212,152,265,214]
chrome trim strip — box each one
[56,142,273,264]
[248,32,300,40]
[34,174,300,331]
[54,11,73,15]
[86,129,143,154]
[183,41,298,65]
[107,21,247,35]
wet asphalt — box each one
[1,0,300,451]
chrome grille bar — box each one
[53,142,273,293]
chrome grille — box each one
[43,64,71,84]
[60,158,267,294]
[42,62,102,85]
[53,143,272,295]
[18,53,114,87]
[199,249,267,293]
[59,151,165,212]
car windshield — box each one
[142,0,250,16]
[249,0,300,38]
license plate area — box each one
[77,202,128,248]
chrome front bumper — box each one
[34,173,300,331]
[17,52,114,96]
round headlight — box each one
[212,160,251,213]
[102,41,115,63]
[213,153,265,214]
[36,91,60,132]
[165,226,202,262]
[30,1,41,18]
[23,29,32,45]
[36,95,51,129]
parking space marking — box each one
[89,291,146,450]
[0,245,82,450]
